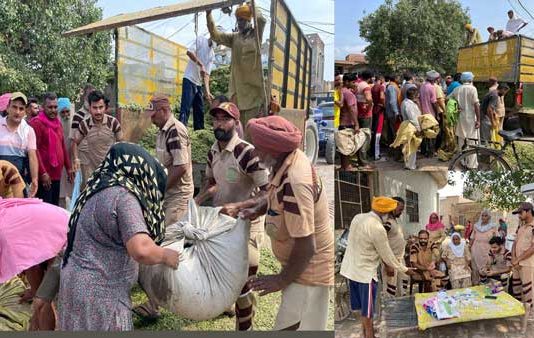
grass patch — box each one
[132,248,334,331]
[503,140,534,169]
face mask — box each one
[214,128,233,142]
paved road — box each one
[315,156,335,222]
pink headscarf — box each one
[37,110,63,168]
[0,198,69,283]
[425,212,445,232]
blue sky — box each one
[97,0,334,79]
[335,0,534,60]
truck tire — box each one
[325,135,335,164]
[304,118,319,165]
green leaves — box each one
[359,0,470,75]
[463,170,534,211]
[0,0,111,100]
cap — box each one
[144,94,170,117]
[426,70,440,81]
[10,92,28,105]
[235,4,252,21]
[209,101,240,120]
[512,202,534,214]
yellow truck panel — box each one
[457,37,519,82]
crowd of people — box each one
[0,3,333,332]
[334,69,509,170]
[340,197,534,338]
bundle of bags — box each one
[334,128,371,156]
[139,200,249,320]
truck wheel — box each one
[325,136,335,164]
[304,118,319,165]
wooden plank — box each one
[521,56,534,66]
[64,0,242,37]
[520,74,534,82]
[521,65,534,74]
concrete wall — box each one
[377,171,440,236]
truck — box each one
[64,0,320,169]
[456,34,534,134]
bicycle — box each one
[334,228,351,323]
[448,128,532,171]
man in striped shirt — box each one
[195,102,269,330]
[242,116,334,330]
[136,94,194,319]
[69,84,95,184]
[71,91,123,186]
[0,92,39,197]
[410,229,445,292]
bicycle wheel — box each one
[448,148,512,171]
[334,272,352,323]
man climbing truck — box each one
[207,3,267,141]
[63,0,319,164]
[457,34,534,135]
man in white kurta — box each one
[448,72,480,169]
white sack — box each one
[139,200,249,320]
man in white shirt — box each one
[340,196,415,338]
[506,10,528,34]
[178,36,215,130]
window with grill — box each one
[335,171,372,229]
[406,189,419,223]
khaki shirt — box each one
[74,114,123,173]
[384,217,406,258]
[442,245,471,280]
[516,223,534,267]
[156,116,194,211]
[206,133,268,231]
[266,149,334,286]
[341,211,408,284]
[207,10,266,111]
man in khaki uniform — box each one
[207,3,266,140]
[382,196,409,298]
[511,202,534,308]
[71,91,123,186]
[134,94,194,319]
[146,94,194,225]
[240,116,333,330]
[69,84,95,185]
[195,102,269,330]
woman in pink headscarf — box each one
[425,212,446,245]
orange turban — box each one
[372,196,398,214]
[235,4,252,21]
[247,116,302,155]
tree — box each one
[463,170,534,211]
[359,0,470,75]
[0,0,111,100]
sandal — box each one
[132,303,161,320]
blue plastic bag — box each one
[68,171,82,212]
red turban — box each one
[247,116,302,155]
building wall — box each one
[376,171,440,236]
[307,33,325,94]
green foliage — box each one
[0,0,111,99]
[209,65,230,98]
[119,103,145,113]
[503,141,534,169]
[190,129,216,164]
[463,170,534,211]
[359,0,470,75]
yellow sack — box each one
[418,114,440,139]
[391,121,422,159]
